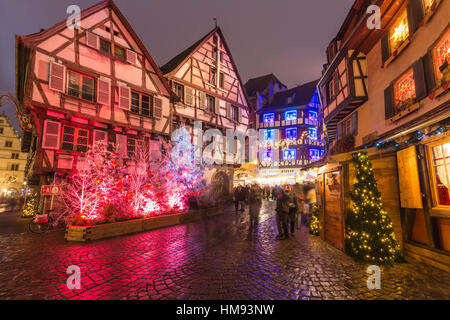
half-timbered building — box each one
[160,27,251,196]
[16,0,173,214]
[314,0,450,272]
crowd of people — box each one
[233,183,312,239]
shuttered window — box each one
[130,91,152,117]
[61,125,89,153]
[114,45,126,62]
[231,105,239,122]
[126,49,138,65]
[85,32,99,49]
[173,82,184,102]
[206,95,215,113]
[42,120,61,150]
[432,28,450,84]
[118,86,131,110]
[67,71,95,102]
[394,68,416,110]
[93,130,108,148]
[389,10,409,52]
[154,98,163,120]
[97,79,110,105]
[49,62,66,92]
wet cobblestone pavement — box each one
[0,201,449,300]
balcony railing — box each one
[259,118,319,129]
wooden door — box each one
[324,170,344,251]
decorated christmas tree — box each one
[309,203,319,236]
[346,152,401,264]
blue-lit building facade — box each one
[256,80,325,184]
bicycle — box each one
[28,210,70,234]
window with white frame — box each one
[308,128,318,140]
[283,149,296,161]
[429,140,450,207]
[285,127,297,140]
[263,113,275,123]
[285,110,297,121]
[61,125,89,152]
[67,71,95,102]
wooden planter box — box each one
[65,207,224,242]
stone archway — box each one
[212,171,230,197]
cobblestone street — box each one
[0,201,449,300]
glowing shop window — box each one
[308,110,318,121]
[283,149,296,161]
[390,10,409,52]
[430,141,450,206]
[394,69,416,109]
[423,0,437,16]
[308,128,318,140]
[285,110,297,121]
[262,149,273,162]
[309,149,321,161]
[264,129,274,141]
[433,28,450,81]
[263,113,275,123]
[285,127,297,140]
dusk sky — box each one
[0,0,355,133]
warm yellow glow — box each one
[390,11,409,51]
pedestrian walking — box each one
[234,185,241,212]
[248,184,262,230]
[275,185,290,240]
[302,200,310,226]
[283,185,299,236]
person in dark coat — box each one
[284,185,299,236]
[275,186,290,240]
[248,184,262,230]
[234,185,242,212]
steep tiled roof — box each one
[244,74,286,97]
[160,29,214,75]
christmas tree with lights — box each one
[346,152,401,264]
[309,204,319,236]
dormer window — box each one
[285,110,297,121]
[263,113,275,123]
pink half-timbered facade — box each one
[16,0,173,213]
[161,27,251,196]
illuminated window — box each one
[308,128,318,140]
[283,149,296,161]
[309,149,321,161]
[308,110,318,121]
[262,149,272,162]
[264,129,274,141]
[389,10,409,52]
[432,28,450,82]
[394,69,416,110]
[285,110,297,121]
[263,113,275,123]
[423,0,437,16]
[285,127,297,140]
[430,140,450,206]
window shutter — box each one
[49,61,66,92]
[116,134,127,157]
[413,57,428,100]
[126,49,137,65]
[351,111,358,136]
[199,91,206,109]
[42,120,61,150]
[384,84,395,120]
[238,107,242,123]
[85,32,99,50]
[422,51,436,93]
[215,98,220,114]
[184,86,194,106]
[336,123,342,140]
[226,103,231,118]
[93,130,108,147]
[381,33,390,64]
[333,71,339,94]
[97,78,110,105]
[153,98,162,120]
[148,139,161,160]
[118,86,131,110]
[407,0,424,35]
